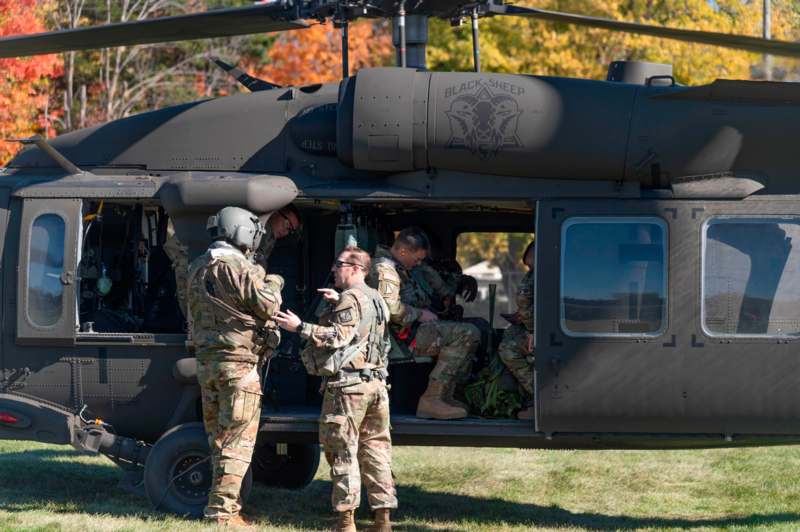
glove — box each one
[457,275,478,302]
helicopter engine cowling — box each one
[337,67,637,180]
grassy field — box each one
[2,440,800,531]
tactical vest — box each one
[302,284,390,378]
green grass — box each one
[2,440,800,531]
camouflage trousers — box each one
[197,359,262,519]
[413,320,480,384]
[320,379,397,512]
[498,324,534,396]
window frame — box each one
[559,215,669,339]
[701,215,800,339]
[16,198,81,346]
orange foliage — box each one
[0,0,61,165]
[257,20,393,86]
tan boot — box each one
[443,381,469,411]
[416,380,467,419]
[370,508,392,531]
[517,406,534,420]
[211,514,255,529]
[335,509,357,532]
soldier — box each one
[165,205,300,320]
[187,206,283,526]
[163,220,189,318]
[498,239,535,420]
[252,204,301,270]
[371,227,480,420]
[274,246,396,532]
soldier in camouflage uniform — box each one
[275,247,396,532]
[163,222,189,318]
[166,205,299,320]
[370,227,480,420]
[252,204,301,270]
[498,239,535,420]
[187,206,283,526]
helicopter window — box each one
[560,217,667,337]
[27,214,66,327]
[703,217,800,337]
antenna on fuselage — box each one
[471,7,481,72]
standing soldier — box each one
[163,221,189,319]
[187,206,283,526]
[274,246,396,532]
[371,227,480,420]
[498,239,535,420]
[166,205,300,320]
[252,204,301,270]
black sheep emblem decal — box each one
[446,84,523,159]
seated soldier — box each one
[498,239,535,420]
[412,254,478,320]
[370,227,481,420]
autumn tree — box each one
[257,21,393,86]
[0,0,61,164]
[428,0,799,85]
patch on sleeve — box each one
[336,308,354,324]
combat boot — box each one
[335,509,357,532]
[443,381,469,411]
[416,380,467,419]
[211,514,255,529]
[370,508,392,531]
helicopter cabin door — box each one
[535,198,800,436]
[16,198,81,345]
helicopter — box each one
[2,0,800,518]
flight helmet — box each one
[206,206,264,251]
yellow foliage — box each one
[429,0,800,85]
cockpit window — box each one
[703,217,800,337]
[560,217,667,337]
[27,214,66,327]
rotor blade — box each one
[209,55,281,91]
[491,5,800,58]
[0,2,308,58]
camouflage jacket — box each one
[368,245,428,328]
[299,283,389,373]
[187,241,283,363]
[517,269,534,332]
[253,224,277,270]
[163,233,189,317]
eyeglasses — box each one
[334,260,364,270]
[277,210,298,235]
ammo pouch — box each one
[302,335,369,377]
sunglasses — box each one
[334,260,364,270]
[277,210,298,235]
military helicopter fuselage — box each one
[3,54,800,517]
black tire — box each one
[144,422,252,517]
[251,442,320,489]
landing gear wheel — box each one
[251,442,320,489]
[144,422,252,517]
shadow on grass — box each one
[2,448,800,530]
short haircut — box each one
[394,226,430,253]
[341,246,371,271]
